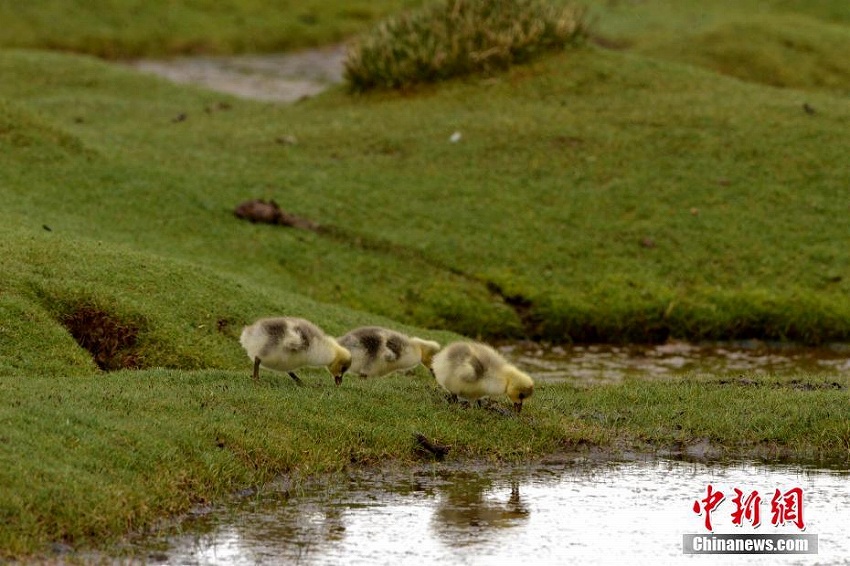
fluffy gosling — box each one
[239,317,351,386]
[431,341,534,413]
[338,326,441,378]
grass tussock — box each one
[345,0,587,91]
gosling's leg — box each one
[288,371,304,387]
[253,357,261,381]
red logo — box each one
[731,488,762,528]
[771,487,805,530]
[692,484,725,531]
[693,486,805,531]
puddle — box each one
[126,44,347,102]
[501,341,850,384]
[129,459,849,565]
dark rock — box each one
[413,433,450,460]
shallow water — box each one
[503,341,850,384]
[127,45,346,103]
[136,458,849,565]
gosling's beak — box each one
[334,374,343,386]
[513,402,523,413]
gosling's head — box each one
[328,343,352,386]
[412,338,441,373]
[504,366,535,413]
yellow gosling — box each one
[239,317,351,386]
[338,326,441,378]
[431,341,534,413]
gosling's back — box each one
[240,317,335,372]
[339,326,437,377]
[431,341,512,401]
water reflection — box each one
[501,341,850,383]
[139,459,850,565]
[432,473,529,546]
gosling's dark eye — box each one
[518,392,526,400]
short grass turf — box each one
[2,369,848,558]
[2,41,850,342]
[0,0,425,58]
[582,0,850,95]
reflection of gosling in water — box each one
[338,326,440,378]
[432,341,534,413]
[434,478,529,534]
[240,317,351,386]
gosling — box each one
[338,326,441,378]
[431,341,534,413]
[239,317,351,386]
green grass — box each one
[5,39,850,342]
[6,40,850,343]
[0,223,457,376]
[2,0,850,559]
[0,0,424,58]
[582,0,850,95]
[2,370,847,557]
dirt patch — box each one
[233,199,320,231]
[60,305,143,371]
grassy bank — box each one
[0,1,424,58]
[3,40,850,342]
[2,369,848,557]
[582,0,850,96]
